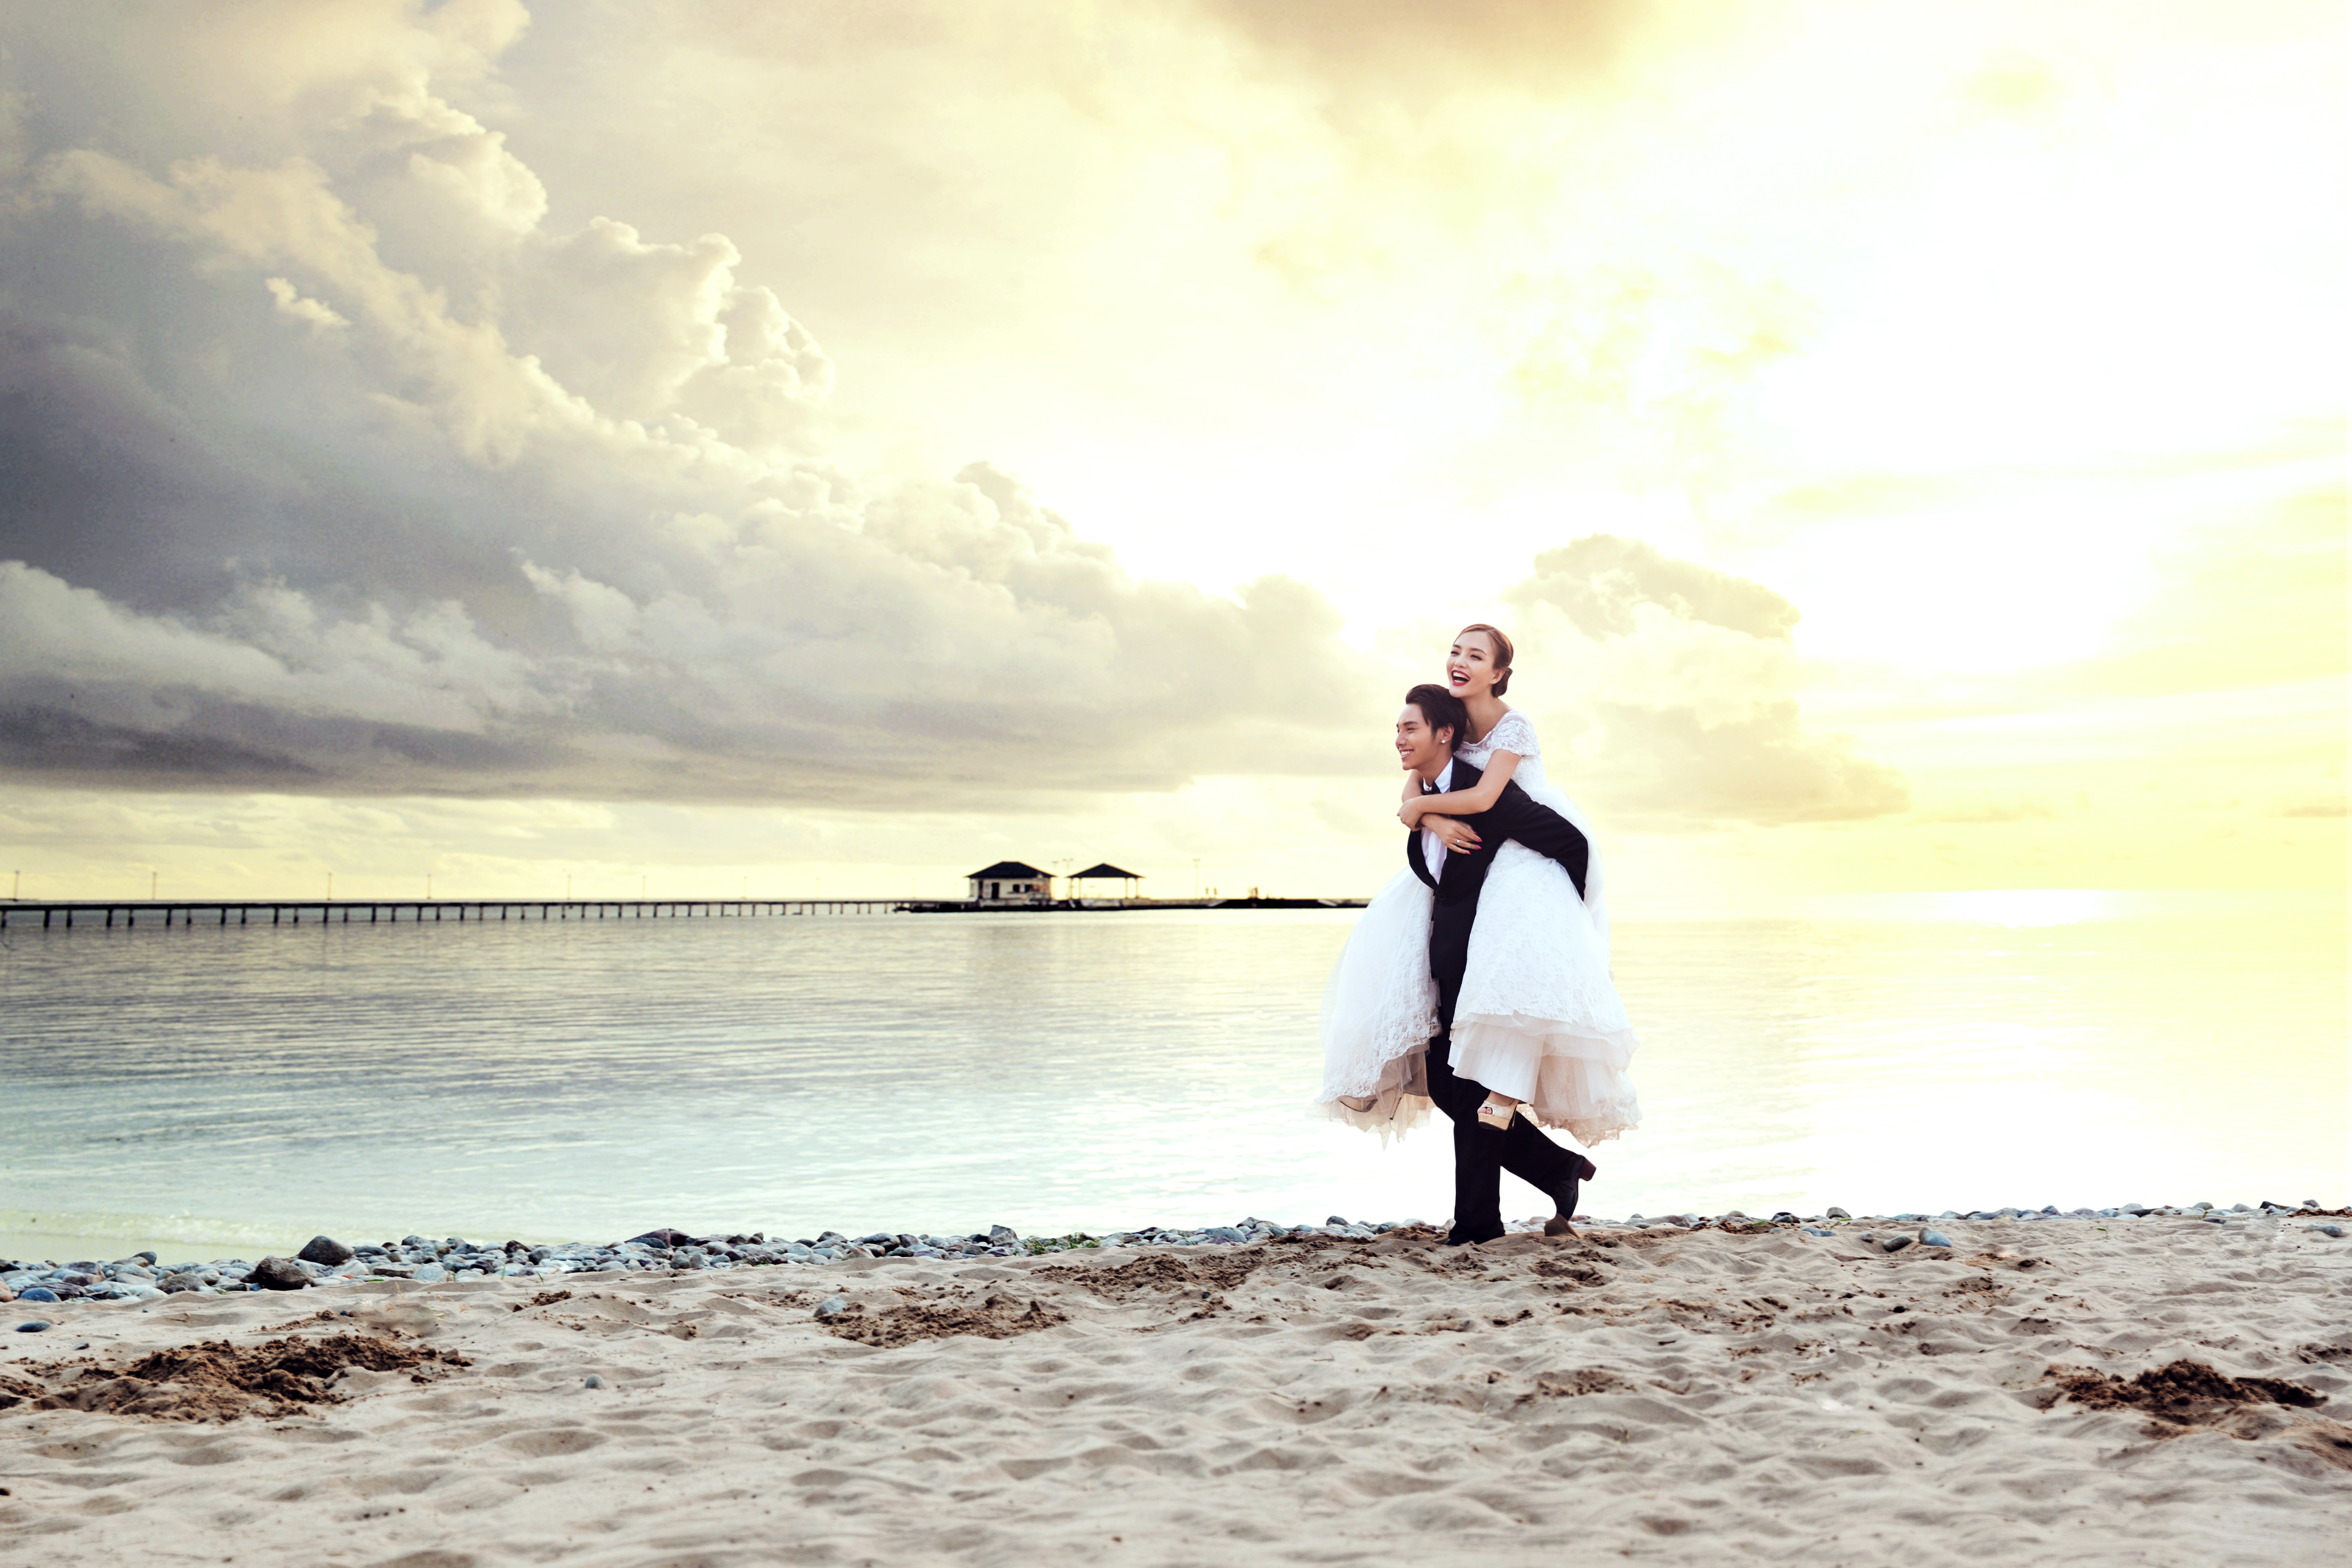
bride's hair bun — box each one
[1457,623,1515,697]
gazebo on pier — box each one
[1070,862,1143,900]
[967,861,1053,906]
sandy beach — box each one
[4,1215,2348,1567]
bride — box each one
[1316,623,1641,1158]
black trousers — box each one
[1427,1022,1590,1243]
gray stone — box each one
[2307,1224,2345,1238]
[1825,1207,1851,1219]
[248,1256,310,1291]
[296,1235,355,1267]
[1325,1215,1349,1227]
[16,1287,59,1303]
[1881,1234,1914,1254]
[2304,1199,2323,1209]
[813,1295,848,1319]
[158,1276,203,1294]
[1920,1229,1953,1249]
[583,1374,606,1388]
[1800,1227,1835,1238]
[2201,1215,2227,1225]
[14,1320,49,1332]
[409,1263,447,1283]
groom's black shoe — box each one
[1543,1152,1599,1238]
[1443,1218,1507,1247]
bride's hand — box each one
[1427,819,1481,853]
[1397,797,1426,828]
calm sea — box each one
[1,892,2343,1263]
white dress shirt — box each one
[1419,760,1455,883]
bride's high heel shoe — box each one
[1543,1152,1599,1237]
[1476,1094,1519,1132]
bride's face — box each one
[1446,630,1503,701]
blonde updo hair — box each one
[1457,623,1515,697]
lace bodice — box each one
[1457,709,1537,766]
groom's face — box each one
[1395,705,1453,776]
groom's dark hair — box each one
[1404,683,1469,749]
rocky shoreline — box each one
[6,1198,2341,1321]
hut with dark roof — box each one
[966,860,1052,905]
[1070,862,1143,900]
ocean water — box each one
[0,892,2343,1263]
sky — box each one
[0,0,2342,906]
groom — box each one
[1397,682,1598,1246]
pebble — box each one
[296,1235,355,1267]
[1,1197,2329,1313]
[14,1319,50,1332]
[247,1256,312,1291]
[583,1374,607,1388]
[813,1296,848,1319]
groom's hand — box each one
[1426,820,1481,853]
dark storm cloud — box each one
[0,2,1896,827]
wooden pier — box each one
[0,895,1369,931]
[0,899,903,930]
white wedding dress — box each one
[1315,712,1642,1147]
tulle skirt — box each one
[1312,868,1439,1140]
[1313,762,1641,1148]
[1447,837,1641,1146]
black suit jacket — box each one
[1406,756,1589,1027]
